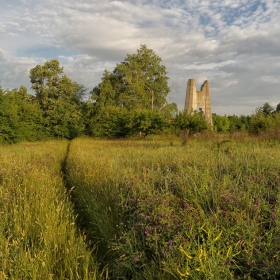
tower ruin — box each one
[184,79,213,126]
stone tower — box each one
[184,79,213,126]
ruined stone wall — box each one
[184,78,213,126]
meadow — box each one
[0,141,99,279]
[1,137,280,279]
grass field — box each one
[0,140,99,279]
[1,137,280,279]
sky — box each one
[0,0,279,115]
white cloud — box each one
[262,76,280,84]
[0,48,43,89]
[180,60,237,70]
[6,22,20,27]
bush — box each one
[174,111,209,135]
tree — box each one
[0,84,4,97]
[260,102,274,116]
[91,70,118,112]
[212,114,230,133]
[248,105,276,135]
[174,111,209,135]
[248,114,272,135]
[30,59,84,138]
[226,115,242,132]
[91,45,170,112]
[88,45,171,138]
[0,86,45,143]
[129,109,165,137]
[88,106,130,138]
[188,112,209,134]
[239,115,251,131]
[0,87,21,143]
[276,103,280,112]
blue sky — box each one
[0,0,279,115]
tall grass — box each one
[65,138,280,279]
[0,141,99,279]
[2,138,279,279]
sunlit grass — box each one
[65,137,280,279]
[1,137,279,279]
[0,141,99,279]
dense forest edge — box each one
[1,45,280,145]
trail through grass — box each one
[1,138,280,279]
[65,138,280,279]
[0,140,99,279]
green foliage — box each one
[188,113,209,134]
[91,45,170,112]
[212,114,230,132]
[249,113,272,135]
[91,70,117,111]
[88,106,130,138]
[88,45,174,138]
[212,114,251,134]
[260,102,274,116]
[227,115,250,132]
[30,59,84,139]
[160,102,178,120]
[174,111,209,135]
[130,109,165,136]
[0,89,20,143]
[30,59,64,105]
[87,107,167,138]
[0,86,45,144]
[248,109,280,135]
[174,110,190,130]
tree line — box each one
[1,45,280,144]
